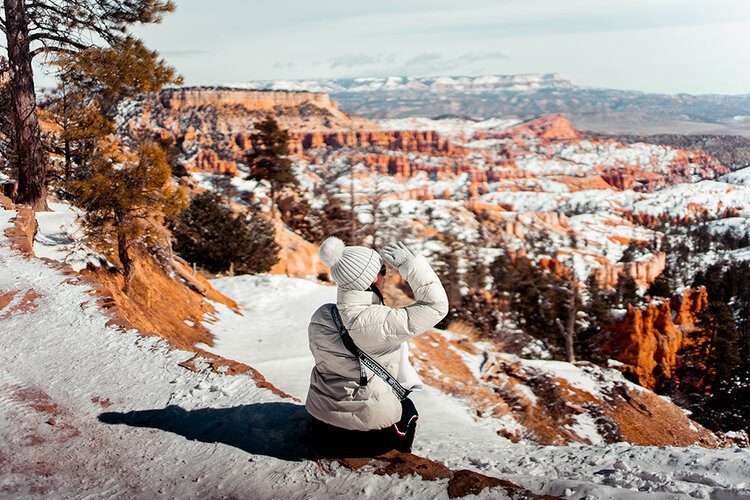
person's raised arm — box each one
[379,242,449,343]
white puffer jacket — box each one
[306,254,449,431]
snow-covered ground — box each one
[33,201,105,271]
[203,273,750,499]
[3,202,750,498]
[0,207,457,498]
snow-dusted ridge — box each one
[228,73,576,94]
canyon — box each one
[113,86,749,399]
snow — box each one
[0,211,450,498]
[200,274,335,398]
[3,204,750,498]
[632,181,750,218]
[230,74,574,95]
[379,117,520,138]
[567,412,605,446]
[33,202,105,272]
[201,272,750,499]
[0,208,13,231]
[720,166,750,186]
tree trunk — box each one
[62,85,72,182]
[4,0,47,210]
[64,139,72,182]
[269,181,276,218]
[117,231,133,293]
[565,278,578,363]
[701,315,719,396]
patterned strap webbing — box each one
[330,305,410,401]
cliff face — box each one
[602,288,708,390]
[295,130,463,155]
[591,252,667,288]
[159,88,343,116]
[114,94,733,295]
[117,87,378,175]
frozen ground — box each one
[2,204,750,498]
[0,207,459,499]
[205,274,750,499]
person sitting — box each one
[306,237,448,457]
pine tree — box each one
[172,191,279,275]
[492,254,569,357]
[42,80,113,182]
[1,0,176,210]
[71,141,183,291]
[677,301,741,425]
[576,275,612,363]
[562,274,579,363]
[43,39,181,183]
[619,241,640,263]
[235,211,280,275]
[246,117,297,217]
[647,276,672,298]
[434,234,463,308]
[0,61,18,182]
[154,135,187,178]
[615,275,639,306]
[315,193,356,244]
[55,38,182,117]
[696,302,741,395]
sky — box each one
[38,0,750,94]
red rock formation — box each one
[505,114,581,142]
[672,287,709,327]
[159,87,346,119]
[191,149,238,175]
[592,252,666,288]
[295,130,465,156]
[602,287,708,390]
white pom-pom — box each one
[319,237,345,267]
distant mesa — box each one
[228,73,750,136]
[159,86,346,119]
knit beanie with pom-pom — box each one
[319,236,382,291]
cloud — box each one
[324,53,395,69]
[317,50,508,76]
[405,53,443,65]
[397,51,509,75]
[459,51,509,64]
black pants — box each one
[311,398,419,458]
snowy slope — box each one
[3,202,750,498]
[0,208,458,498]
[203,273,750,499]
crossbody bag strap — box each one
[330,305,411,401]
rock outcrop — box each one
[602,288,708,390]
[504,114,582,141]
[296,130,464,156]
[270,219,326,278]
[159,87,346,119]
[592,252,667,288]
[339,451,554,499]
[410,329,715,447]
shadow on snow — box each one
[99,402,314,461]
